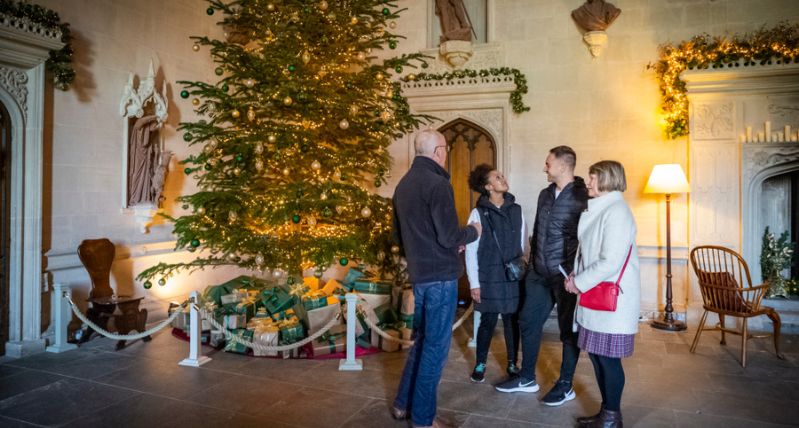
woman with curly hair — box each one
[465,164,529,383]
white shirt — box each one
[555,188,562,199]
[465,207,529,289]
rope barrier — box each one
[198,307,342,352]
[365,303,474,346]
[67,298,190,341]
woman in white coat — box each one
[564,160,640,428]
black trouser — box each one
[588,353,625,412]
[518,271,580,382]
[475,312,520,365]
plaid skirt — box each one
[577,326,635,358]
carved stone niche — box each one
[119,60,170,233]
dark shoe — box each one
[542,380,576,406]
[577,403,604,425]
[391,406,408,420]
[471,363,486,383]
[495,376,539,393]
[581,409,622,428]
[506,362,520,378]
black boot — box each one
[576,403,604,426]
[583,408,622,428]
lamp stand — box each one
[651,193,687,332]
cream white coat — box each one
[573,191,641,335]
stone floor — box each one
[1,313,798,428]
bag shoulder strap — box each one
[483,211,509,266]
[614,246,633,286]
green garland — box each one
[399,67,530,114]
[0,0,75,90]
[649,23,799,139]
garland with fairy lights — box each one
[399,67,530,114]
[650,22,799,140]
[0,0,75,90]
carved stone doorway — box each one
[439,119,496,304]
[0,102,8,356]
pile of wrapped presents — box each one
[170,267,415,358]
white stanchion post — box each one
[46,283,78,354]
[468,310,480,348]
[339,293,363,371]
[179,291,212,368]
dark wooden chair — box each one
[689,245,785,367]
[77,238,150,350]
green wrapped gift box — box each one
[262,286,295,314]
[371,327,408,352]
[279,318,305,344]
[342,268,366,291]
[353,280,392,295]
[224,329,253,354]
[373,303,399,325]
[312,329,346,356]
[399,313,413,330]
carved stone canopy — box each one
[120,59,168,123]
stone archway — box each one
[0,13,64,357]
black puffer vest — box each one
[475,193,523,314]
[530,177,589,278]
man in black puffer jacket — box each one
[496,146,588,408]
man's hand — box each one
[564,273,580,294]
[459,245,466,253]
[471,288,481,303]
[469,221,482,236]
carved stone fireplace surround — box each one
[0,13,64,356]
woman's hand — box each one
[564,273,580,294]
[471,288,481,303]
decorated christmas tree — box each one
[138,0,431,289]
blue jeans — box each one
[394,280,458,427]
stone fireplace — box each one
[684,61,799,327]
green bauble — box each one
[292,214,301,223]
[274,153,282,161]
[392,94,398,100]
[288,65,295,72]
[296,189,303,198]
[374,180,382,187]
[183,133,193,142]
[323,208,332,217]
[215,67,224,76]
[298,91,307,102]
[300,145,309,153]
[345,82,352,89]
[236,155,244,162]
[158,278,166,286]
[180,90,189,99]
[313,270,323,278]
[340,173,347,181]
[204,163,212,171]
[321,36,328,44]
[182,204,189,210]
[421,61,429,69]
[287,276,296,285]
[222,84,229,92]
[206,7,214,15]
[184,167,192,175]
[389,41,397,49]
[395,66,403,73]
[382,8,390,15]
[143,281,152,290]
[190,238,200,247]
[339,257,348,266]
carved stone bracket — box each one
[133,204,161,234]
[0,66,28,118]
[419,43,503,74]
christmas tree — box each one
[138,0,431,288]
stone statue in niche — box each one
[571,0,621,59]
[436,0,473,43]
[128,115,172,206]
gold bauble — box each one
[192,98,200,106]
[377,251,386,261]
[391,245,400,253]
[203,144,212,153]
[232,109,240,118]
[265,29,274,40]
[321,192,328,200]
[192,44,200,52]
[255,160,264,171]
[283,96,293,106]
[268,134,277,143]
[311,160,321,170]
[282,168,290,175]
[350,105,359,115]
[255,253,264,266]
[356,52,366,61]
[307,216,317,227]
[247,108,255,121]
[380,111,391,122]
[333,169,342,180]
[291,12,300,23]
[266,3,275,11]
[376,72,383,80]
[339,119,349,130]
[302,51,311,64]
[319,0,328,10]
[361,207,372,218]
[197,207,206,215]
[244,78,255,88]
[210,139,218,149]
[389,21,397,29]
[229,211,238,221]
[351,16,358,24]
[233,167,241,175]
[255,143,264,154]
[386,91,393,98]
[408,74,416,81]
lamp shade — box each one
[644,164,691,194]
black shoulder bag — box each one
[484,211,527,282]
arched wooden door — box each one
[439,119,496,304]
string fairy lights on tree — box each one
[649,22,799,139]
[137,0,432,288]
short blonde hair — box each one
[588,160,627,193]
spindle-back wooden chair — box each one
[689,245,785,367]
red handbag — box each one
[578,246,632,312]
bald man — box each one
[392,129,482,428]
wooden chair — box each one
[77,238,150,350]
[689,245,785,367]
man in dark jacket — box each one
[392,129,481,428]
[496,146,589,407]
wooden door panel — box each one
[450,137,471,226]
